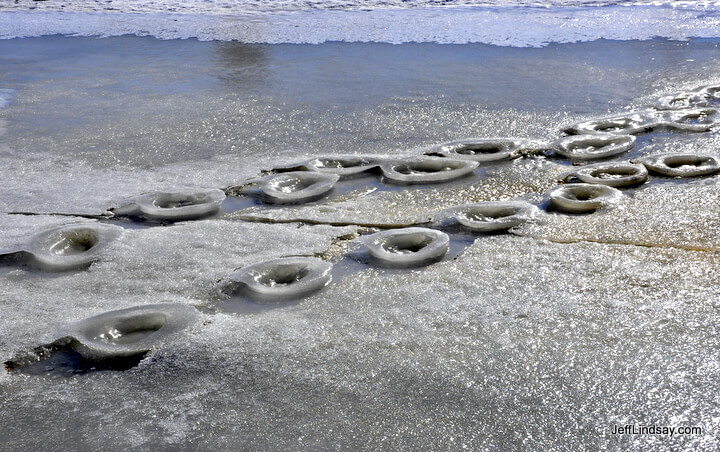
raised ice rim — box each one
[379,157,478,184]
[17,223,123,271]
[59,303,199,360]
[552,133,636,161]
[362,227,450,267]
[632,153,720,177]
[426,138,541,163]
[225,256,333,301]
[547,183,622,214]
[302,155,382,177]
[566,162,648,187]
[452,201,538,232]
[111,189,226,222]
[258,171,340,204]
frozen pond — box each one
[1,35,719,450]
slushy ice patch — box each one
[109,189,226,222]
[0,223,122,271]
[4,303,199,375]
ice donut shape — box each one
[654,92,708,110]
[225,257,333,301]
[427,138,530,162]
[259,172,339,204]
[566,162,648,187]
[380,158,478,184]
[2,223,122,271]
[547,183,622,214]
[363,227,450,267]
[657,108,720,132]
[303,155,381,177]
[111,189,225,222]
[552,134,636,161]
[59,304,198,360]
[563,112,656,135]
[453,201,537,232]
[632,153,720,177]
[696,84,720,100]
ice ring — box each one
[380,158,478,184]
[426,138,535,162]
[632,153,720,177]
[302,155,381,177]
[563,112,656,135]
[57,303,199,360]
[362,227,450,267]
[224,257,333,301]
[696,84,720,100]
[552,134,636,161]
[547,183,622,213]
[258,171,339,204]
[452,201,538,232]
[564,162,648,187]
[110,189,225,222]
[654,92,708,110]
[656,108,720,132]
[0,223,122,271]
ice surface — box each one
[2,36,720,450]
[3,5,720,46]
